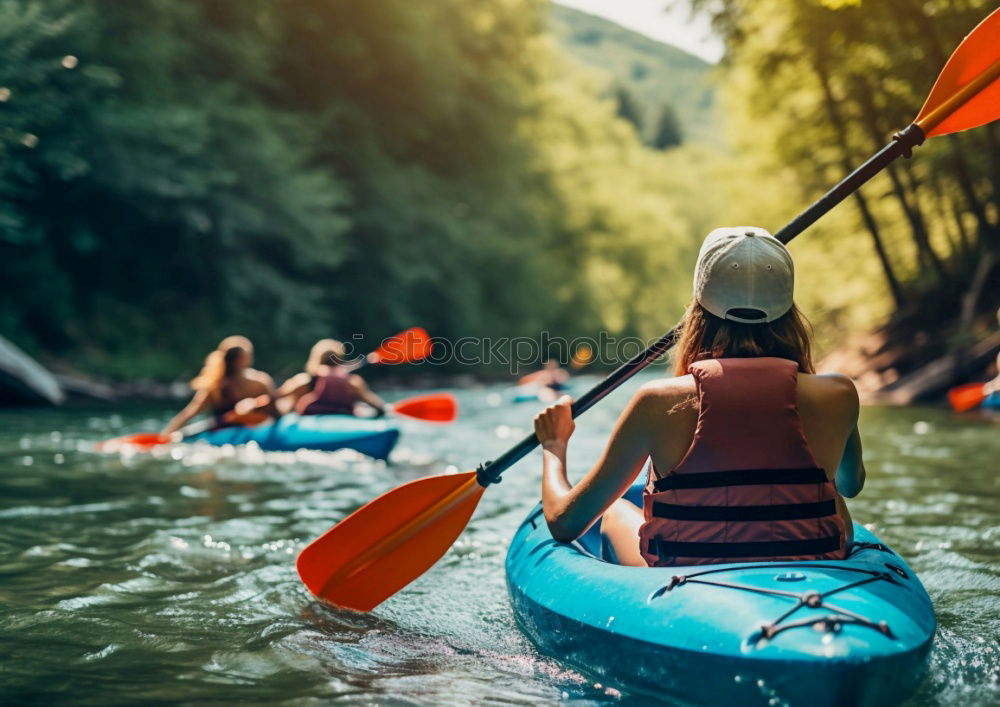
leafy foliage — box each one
[684,0,1000,353]
[0,0,706,378]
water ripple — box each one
[0,388,997,704]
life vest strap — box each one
[651,467,828,492]
[651,534,842,560]
[651,499,836,522]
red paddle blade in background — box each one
[97,432,171,452]
[297,471,484,610]
[392,393,458,422]
[948,382,987,413]
[915,7,1000,136]
[368,327,432,365]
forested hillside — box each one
[1,0,996,385]
[550,4,717,143]
[0,0,704,378]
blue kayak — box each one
[511,383,576,404]
[983,391,1000,410]
[511,386,550,403]
[506,483,935,706]
[187,414,399,459]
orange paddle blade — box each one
[368,327,432,365]
[297,471,485,610]
[948,382,987,413]
[97,432,172,452]
[392,393,458,422]
[915,7,1000,137]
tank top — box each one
[638,357,847,567]
[295,367,357,416]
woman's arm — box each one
[276,372,310,399]
[350,375,387,415]
[162,390,210,435]
[835,425,866,498]
[985,353,1000,394]
[814,373,866,498]
[535,393,653,543]
[275,372,311,414]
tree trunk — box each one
[810,57,905,305]
[852,78,948,282]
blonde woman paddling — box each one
[162,336,279,436]
[278,339,387,417]
[534,228,866,567]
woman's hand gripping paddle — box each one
[297,7,1000,611]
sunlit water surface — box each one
[1,375,997,705]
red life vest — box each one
[638,357,847,567]
[295,367,357,416]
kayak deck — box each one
[187,414,399,459]
[506,484,935,706]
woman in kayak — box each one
[534,227,866,567]
[162,335,279,435]
[278,339,387,417]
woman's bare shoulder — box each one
[799,372,859,415]
[634,375,697,412]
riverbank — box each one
[22,339,1000,408]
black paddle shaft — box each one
[475,123,926,487]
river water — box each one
[1,375,997,705]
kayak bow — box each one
[506,483,935,706]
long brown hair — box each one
[672,300,815,375]
[191,335,253,392]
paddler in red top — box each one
[533,227,866,567]
[162,335,280,435]
[278,339,388,417]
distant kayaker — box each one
[517,358,570,403]
[533,227,866,567]
[984,354,1000,396]
[162,335,279,435]
[985,309,1000,396]
[522,358,570,392]
[278,339,387,417]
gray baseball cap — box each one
[693,227,794,324]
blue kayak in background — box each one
[983,391,1000,410]
[511,386,552,403]
[187,414,399,459]
[506,483,935,706]
[510,382,578,404]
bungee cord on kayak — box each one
[657,548,905,642]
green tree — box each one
[652,103,683,149]
[613,83,645,135]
